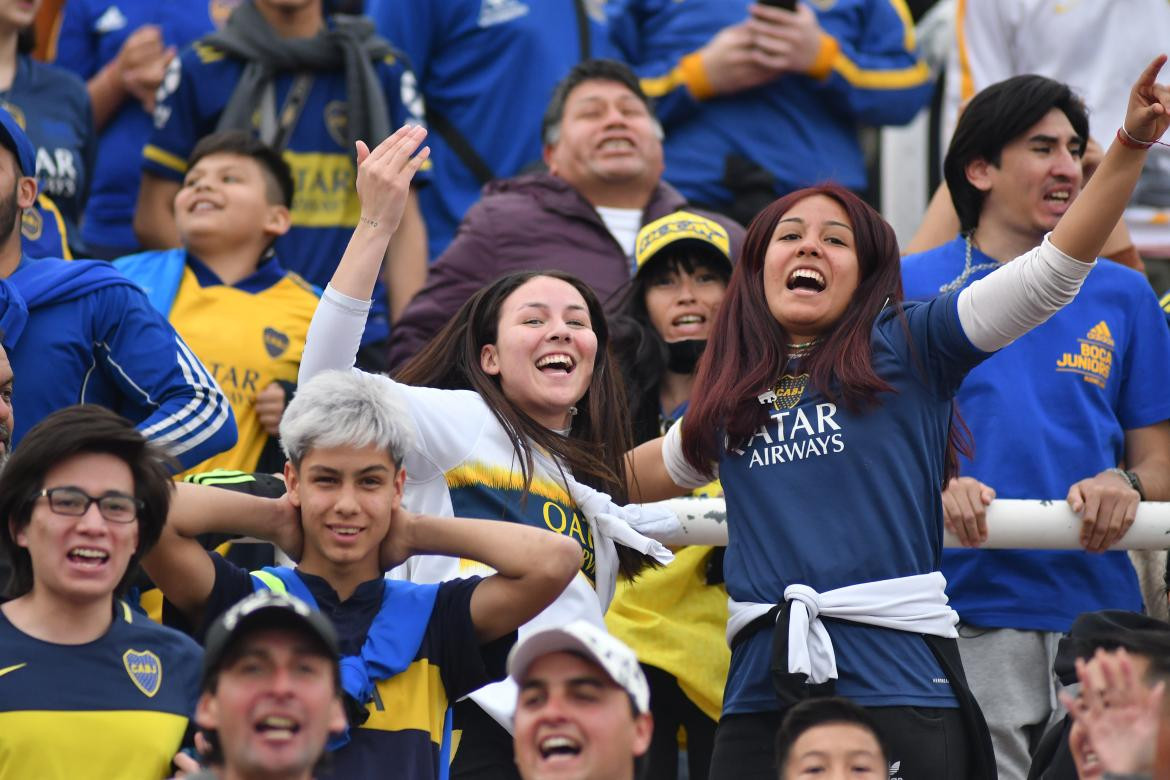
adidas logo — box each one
[94,6,128,34]
[1085,320,1114,347]
[889,760,903,780]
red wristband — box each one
[1117,126,1155,150]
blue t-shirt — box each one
[902,237,1170,631]
[366,0,611,259]
[143,36,426,345]
[54,0,230,253]
[719,293,985,714]
[0,56,94,254]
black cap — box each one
[1054,609,1170,685]
[202,590,340,688]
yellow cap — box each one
[634,211,731,273]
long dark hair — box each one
[397,271,649,577]
[610,247,731,444]
[681,185,969,480]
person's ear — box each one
[631,712,654,757]
[263,204,292,238]
[965,157,995,193]
[480,344,501,376]
[391,465,406,509]
[195,691,219,731]
[10,518,27,549]
[284,461,302,508]
[16,177,36,210]
[328,694,347,733]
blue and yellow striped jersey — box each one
[0,601,202,779]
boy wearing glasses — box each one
[0,404,202,780]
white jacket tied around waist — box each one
[727,571,960,685]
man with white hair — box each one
[143,369,583,780]
[509,620,654,780]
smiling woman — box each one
[298,124,673,779]
[627,53,1170,777]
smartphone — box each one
[759,0,797,9]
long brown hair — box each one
[397,271,650,577]
[682,185,969,480]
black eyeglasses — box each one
[38,487,142,524]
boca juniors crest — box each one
[123,649,162,698]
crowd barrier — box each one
[649,497,1170,550]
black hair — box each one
[945,75,1089,233]
[610,242,732,444]
[774,698,888,775]
[0,405,175,599]
[541,59,654,146]
[188,130,295,208]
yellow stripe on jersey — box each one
[193,42,227,64]
[35,195,71,259]
[0,709,188,780]
[831,51,930,90]
[444,463,572,505]
[955,0,975,102]
[144,144,189,174]
[1160,289,1170,313]
[282,151,362,228]
[888,0,918,52]
[363,660,448,744]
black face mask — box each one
[666,339,707,373]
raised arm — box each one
[957,57,1170,353]
[299,126,429,383]
[1050,56,1170,262]
[380,509,582,643]
[141,481,300,623]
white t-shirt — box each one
[595,205,643,263]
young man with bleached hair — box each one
[144,369,583,780]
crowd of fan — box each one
[1,1,1170,779]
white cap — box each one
[507,620,650,714]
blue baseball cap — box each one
[0,105,36,177]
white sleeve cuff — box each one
[662,421,717,489]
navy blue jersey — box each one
[0,601,201,779]
[366,0,611,258]
[903,237,1170,631]
[717,293,985,713]
[203,555,508,780]
[0,57,94,253]
[54,0,229,253]
[144,36,426,345]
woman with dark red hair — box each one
[628,58,1170,780]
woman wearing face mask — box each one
[626,58,1170,780]
[605,211,733,780]
[299,124,672,780]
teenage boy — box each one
[0,405,202,779]
[118,131,319,475]
[143,369,584,780]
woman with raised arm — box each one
[298,125,674,779]
[625,58,1170,780]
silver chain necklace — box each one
[938,235,1000,294]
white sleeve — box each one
[956,235,1094,353]
[662,420,718,490]
[299,285,371,385]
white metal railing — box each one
[651,497,1170,550]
